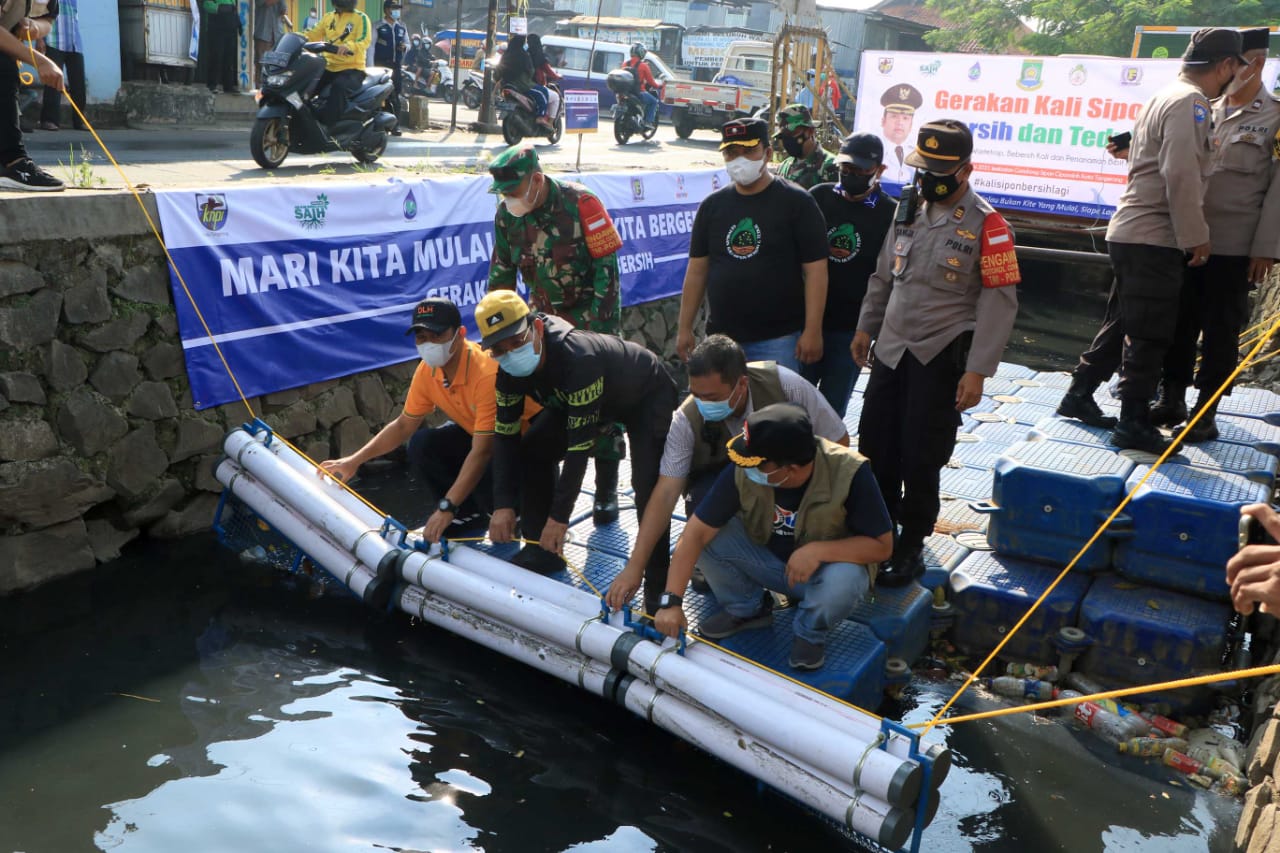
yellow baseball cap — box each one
[475,289,532,349]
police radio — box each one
[894,174,920,225]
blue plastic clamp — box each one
[878,717,933,853]
[243,417,275,445]
[618,603,686,655]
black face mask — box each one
[780,134,806,159]
[840,172,874,197]
[920,170,963,200]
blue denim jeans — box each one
[638,90,659,124]
[799,329,858,419]
[700,517,870,645]
[741,332,801,373]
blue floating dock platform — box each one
[685,590,888,711]
[1030,371,1074,390]
[939,464,994,501]
[1028,415,1114,449]
[986,440,1135,572]
[1215,386,1280,424]
[995,384,1068,407]
[1212,415,1280,456]
[1133,440,1279,485]
[934,495,988,535]
[1077,573,1231,692]
[950,551,1091,663]
[992,400,1060,426]
[1115,464,1271,600]
[922,533,971,590]
[950,425,1026,470]
[849,582,932,664]
[995,362,1038,380]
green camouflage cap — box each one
[777,103,815,133]
[487,143,540,193]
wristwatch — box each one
[438,498,459,514]
[657,592,683,610]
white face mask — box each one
[416,330,457,367]
[1226,60,1259,97]
[504,174,541,216]
[725,155,766,186]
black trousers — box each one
[523,391,677,600]
[858,335,968,551]
[319,69,365,126]
[0,54,24,164]
[408,419,561,541]
[40,48,86,128]
[1073,241,1184,405]
[390,64,403,116]
[205,7,241,93]
[1162,255,1251,398]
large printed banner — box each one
[855,52,1280,218]
[155,168,724,410]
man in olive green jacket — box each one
[653,402,892,670]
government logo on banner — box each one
[196,193,228,232]
[294,194,330,230]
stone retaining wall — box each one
[0,195,689,595]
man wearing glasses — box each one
[476,290,678,598]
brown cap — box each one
[904,119,973,172]
[881,84,923,115]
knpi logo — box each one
[403,189,418,220]
[196,193,228,232]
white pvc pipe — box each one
[225,430,925,806]
[215,460,377,599]
[444,544,950,786]
[396,584,917,849]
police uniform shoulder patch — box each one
[979,212,1019,288]
[577,193,622,259]
[1193,97,1209,124]
[953,206,966,221]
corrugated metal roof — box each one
[564,16,682,30]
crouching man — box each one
[654,402,893,670]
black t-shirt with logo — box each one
[688,176,828,344]
[809,184,896,332]
[694,463,892,563]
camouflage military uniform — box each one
[489,177,622,334]
[778,146,839,190]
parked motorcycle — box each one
[461,76,483,109]
[252,32,397,168]
[407,58,455,101]
[495,84,563,145]
[606,69,657,145]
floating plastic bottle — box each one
[1215,773,1248,797]
[1064,672,1105,694]
[1062,690,1148,744]
[1118,737,1188,757]
[1005,662,1060,682]
[1163,748,1206,776]
[984,676,1056,700]
[1141,712,1189,739]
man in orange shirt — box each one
[321,298,545,543]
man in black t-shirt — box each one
[476,290,680,609]
[675,117,829,373]
[653,403,893,671]
[804,132,896,417]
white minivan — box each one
[537,35,676,112]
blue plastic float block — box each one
[848,582,932,664]
[1031,371,1074,390]
[993,383,1069,407]
[842,394,864,435]
[992,400,1060,426]
[1114,464,1271,600]
[1028,415,1115,449]
[950,551,1091,663]
[1214,414,1280,456]
[581,457,637,497]
[462,539,524,562]
[1158,439,1279,484]
[959,412,981,433]
[987,440,1135,572]
[972,420,1036,446]
[1076,573,1231,694]
[853,367,871,394]
[1216,386,1280,424]
[980,377,1023,398]
[553,543,628,600]
[685,590,888,710]
[921,533,971,591]
[565,508,685,561]
[995,361,1037,380]
[939,464,994,501]
[934,495,989,536]
[1091,386,1122,415]
[949,435,1014,471]
[965,396,1000,414]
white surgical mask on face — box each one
[416,330,457,367]
[1226,61,1258,97]
[725,155,766,186]
[504,174,541,216]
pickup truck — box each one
[663,40,773,138]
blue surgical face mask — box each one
[498,336,540,376]
[744,466,772,486]
[693,380,743,423]
[390,10,401,19]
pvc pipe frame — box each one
[222,430,931,808]
[248,432,949,782]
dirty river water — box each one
[0,259,1248,851]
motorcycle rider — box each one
[495,34,550,128]
[528,33,561,122]
[620,43,659,132]
[374,0,408,135]
[304,0,372,127]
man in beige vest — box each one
[604,334,848,614]
[652,403,892,670]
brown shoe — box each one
[38,121,60,131]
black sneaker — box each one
[1056,391,1117,429]
[789,637,826,671]
[1182,416,1219,443]
[510,543,564,575]
[592,494,619,526]
[1111,418,1171,454]
[0,158,64,192]
[878,550,925,588]
[697,602,773,639]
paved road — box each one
[20,108,728,190]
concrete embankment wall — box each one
[0,191,683,595]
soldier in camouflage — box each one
[774,103,838,190]
[487,143,628,524]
